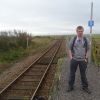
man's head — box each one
[76,26,84,38]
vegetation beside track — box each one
[92,34,100,66]
[0,30,55,63]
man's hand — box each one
[85,58,88,63]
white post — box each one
[90,2,93,63]
[90,2,93,33]
[27,36,29,48]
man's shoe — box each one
[67,87,74,92]
[82,87,91,94]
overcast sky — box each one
[0,0,99,35]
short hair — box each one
[76,26,84,31]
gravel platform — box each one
[55,58,100,100]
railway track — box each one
[0,39,63,100]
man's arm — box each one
[85,51,89,63]
[86,38,90,58]
[68,38,73,60]
[85,38,90,63]
[86,50,89,58]
[69,50,73,60]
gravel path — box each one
[55,58,100,100]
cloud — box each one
[0,0,99,35]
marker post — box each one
[88,2,94,63]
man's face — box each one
[76,29,84,37]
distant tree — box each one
[0,30,32,51]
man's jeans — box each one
[68,58,88,88]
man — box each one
[67,26,91,94]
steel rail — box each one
[31,40,62,100]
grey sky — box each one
[0,0,99,35]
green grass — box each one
[0,36,55,64]
[92,34,100,66]
[0,48,28,63]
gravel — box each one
[0,52,42,91]
[54,58,100,100]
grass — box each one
[92,34,100,66]
[0,49,28,63]
[0,36,55,64]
